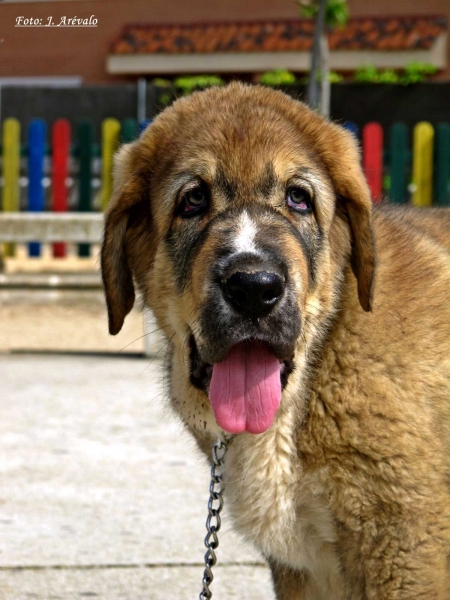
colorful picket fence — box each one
[0,116,141,257]
[0,117,449,258]
[345,120,450,207]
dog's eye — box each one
[286,187,312,213]
[179,187,209,217]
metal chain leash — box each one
[199,438,227,600]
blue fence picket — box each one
[343,121,359,140]
[138,119,152,135]
[28,119,46,256]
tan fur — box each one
[101,83,450,599]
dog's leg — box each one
[269,559,344,600]
[269,560,308,600]
[269,539,345,600]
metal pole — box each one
[307,0,327,111]
[320,34,330,117]
[137,77,147,124]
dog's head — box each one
[102,83,375,437]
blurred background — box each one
[0,1,448,598]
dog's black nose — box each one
[222,271,285,318]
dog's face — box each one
[102,84,375,437]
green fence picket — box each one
[77,120,94,257]
[121,118,138,144]
[389,123,409,204]
[435,123,450,206]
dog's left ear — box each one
[101,143,147,335]
[318,123,376,312]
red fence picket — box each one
[52,119,71,257]
[362,122,383,203]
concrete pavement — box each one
[0,353,274,599]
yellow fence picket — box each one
[412,122,434,207]
[100,118,120,211]
[2,118,21,256]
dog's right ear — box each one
[101,142,146,335]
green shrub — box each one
[327,71,344,83]
[151,78,172,88]
[354,64,379,83]
[299,71,344,83]
[354,63,438,85]
[400,62,438,84]
[259,69,296,86]
[174,75,224,95]
[150,78,174,107]
[376,69,400,84]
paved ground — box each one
[1,248,150,355]
[0,338,274,599]
[0,289,147,355]
[0,253,274,599]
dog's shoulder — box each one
[374,204,450,256]
[369,205,450,310]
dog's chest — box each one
[224,412,343,594]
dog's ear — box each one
[101,142,146,335]
[316,123,376,312]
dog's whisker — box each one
[119,323,171,353]
[137,333,175,379]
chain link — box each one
[199,438,227,600]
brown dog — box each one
[101,83,450,599]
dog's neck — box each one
[224,401,301,556]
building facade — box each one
[0,0,448,83]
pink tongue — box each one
[209,341,281,434]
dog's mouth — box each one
[189,334,294,435]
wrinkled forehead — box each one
[150,106,328,199]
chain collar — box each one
[199,438,228,600]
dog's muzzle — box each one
[189,252,301,435]
[221,270,285,319]
[198,251,300,364]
